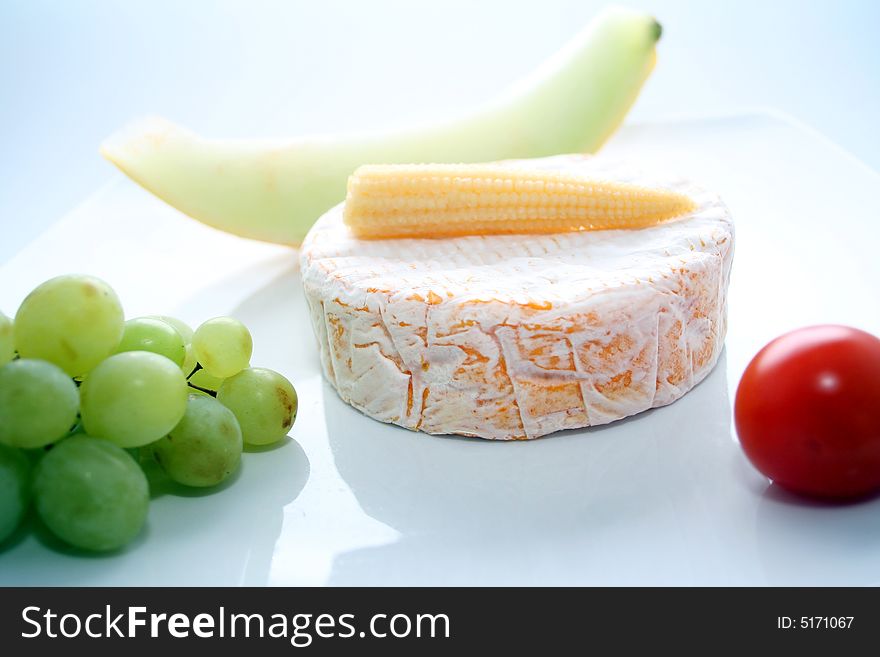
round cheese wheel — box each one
[301,155,734,439]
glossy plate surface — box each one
[1,113,879,585]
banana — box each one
[101,7,661,245]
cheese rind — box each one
[301,155,733,440]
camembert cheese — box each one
[301,155,733,439]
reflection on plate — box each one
[325,355,735,585]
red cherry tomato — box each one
[735,325,880,499]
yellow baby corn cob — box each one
[343,163,697,239]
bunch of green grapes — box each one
[0,274,298,553]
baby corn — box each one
[343,163,696,239]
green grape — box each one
[150,315,196,376]
[146,315,193,343]
[0,444,31,543]
[152,396,242,487]
[116,317,186,367]
[14,274,124,376]
[187,367,226,397]
[0,311,14,365]
[80,351,187,448]
[192,317,253,378]
[217,367,297,446]
[32,435,149,551]
[145,315,195,373]
[0,359,79,449]
[181,343,197,376]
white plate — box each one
[2,112,879,586]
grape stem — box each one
[186,362,216,396]
[187,382,217,398]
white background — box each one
[1,0,878,262]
